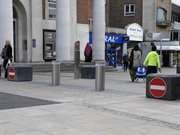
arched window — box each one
[156,7,167,23]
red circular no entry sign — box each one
[149,77,167,98]
[8,67,16,80]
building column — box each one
[92,0,106,63]
[170,52,174,67]
[56,0,76,62]
[27,0,33,62]
[70,0,77,61]
[0,0,13,54]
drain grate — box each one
[0,92,59,110]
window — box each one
[43,30,56,60]
[171,31,179,41]
[124,4,135,16]
[172,15,179,23]
[156,7,170,27]
[48,0,56,19]
[156,7,167,23]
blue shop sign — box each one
[89,32,129,44]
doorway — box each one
[162,51,170,67]
[13,0,27,62]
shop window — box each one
[43,30,56,61]
[172,15,179,23]
[171,31,179,41]
[48,0,56,19]
[124,4,135,16]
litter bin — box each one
[146,74,180,100]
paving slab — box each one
[0,68,179,134]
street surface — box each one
[0,68,180,135]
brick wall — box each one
[77,0,143,28]
[108,0,143,28]
[77,0,92,24]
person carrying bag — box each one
[129,45,142,82]
[1,40,13,78]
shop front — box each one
[154,41,180,67]
[126,23,144,50]
[143,32,179,67]
[89,32,129,67]
[43,30,56,61]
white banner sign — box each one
[127,23,143,41]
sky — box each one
[172,0,180,6]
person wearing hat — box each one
[143,43,161,75]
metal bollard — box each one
[74,41,80,79]
[95,64,105,91]
[74,64,80,79]
[52,62,60,86]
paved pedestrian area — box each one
[0,68,180,135]
[0,92,58,110]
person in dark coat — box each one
[1,40,12,78]
[128,45,142,82]
[84,43,92,62]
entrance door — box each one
[163,51,170,67]
[13,2,28,62]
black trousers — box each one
[123,62,128,72]
[3,59,8,78]
[147,66,157,75]
[85,57,92,62]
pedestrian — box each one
[1,40,13,78]
[84,43,92,62]
[129,45,142,82]
[143,43,161,75]
[122,53,128,72]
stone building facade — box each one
[107,0,143,28]
[0,0,173,63]
[143,0,171,33]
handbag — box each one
[6,59,11,69]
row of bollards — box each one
[51,62,105,91]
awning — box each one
[154,41,180,51]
